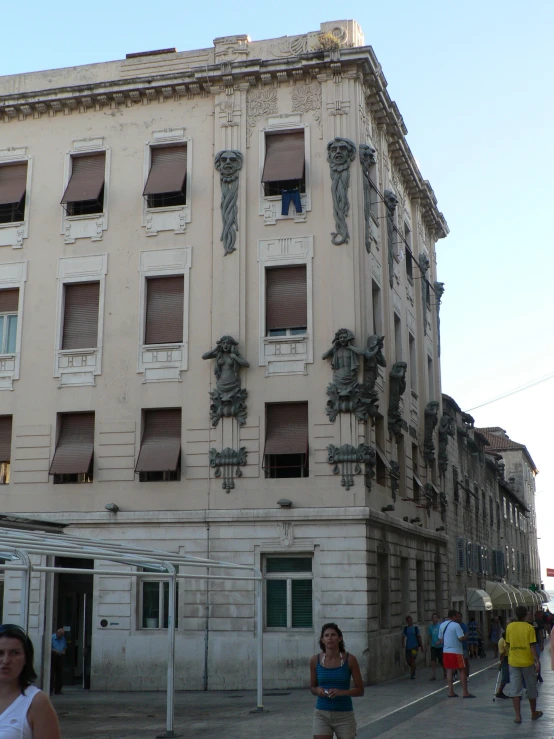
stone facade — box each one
[0,20,455,689]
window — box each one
[143,145,187,209]
[489,496,494,527]
[264,403,308,478]
[262,130,305,198]
[0,161,27,224]
[265,556,312,629]
[404,224,413,282]
[408,333,417,393]
[140,570,178,629]
[371,281,382,335]
[144,276,184,345]
[456,537,465,571]
[416,560,425,623]
[427,355,434,401]
[508,502,513,524]
[394,314,402,363]
[505,545,509,573]
[61,282,100,350]
[0,289,19,355]
[265,266,307,337]
[61,152,106,216]
[378,552,390,628]
[0,416,12,484]
[50,412,94,484]
[136,408,182,482]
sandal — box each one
[531,711,543,721]
[430,677,436,681]
[514,718,522,724]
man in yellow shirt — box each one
[505,605,542,724]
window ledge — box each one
[264,335,307,344]
[65,213,105,222]
[58,348,98,356]
[0,221,24,230]
[264,628,314,633]
[142,342,183,350]
[0,353,16,360]
[145,204,186,213]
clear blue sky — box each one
[3,1,553,588]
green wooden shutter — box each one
[291,580,313,628]
[266,557,312,573]
[266,580,287,627]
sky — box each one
[2,1,553,587]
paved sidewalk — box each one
[52,653,553,738]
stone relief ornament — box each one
[423,400,440,463]
[439,491,448,522]
[327,443,376,491]
[214,150,243,256]
[389,459,400,502]
[209,446,247,491]
[322,329,379,423]
[202,336,250,426]
[327,138,356,245]
[359,144,378,253]
[419,253,430,335]
[434,281,445,355]
[387,361,408,437]
[363,334,386,392]
[384,190,398,289]
[438,412,455,475]
[291,83,322,112]
[270,35,308,57]
[246,88,278,147]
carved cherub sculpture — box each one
[202,335,249,426]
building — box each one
[0,20,452,689]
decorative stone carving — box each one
[438,412,455,475]
[452,465,460,502]
[363,334,386,392]
[389,459,400,502]
[359,144,378,253]
[291,83,323,138]
[423,400,440,463]
[424,483,434,513]
[327,443,376,491]
[434,281,445,355]
[439,491,448,522]
[384,190,398,288]
[270,35,308,57]
[246,89,278,147]
[327,138,356,245]
[202,336,250,426]
[388,361,407,437]
[214,150,243,256]
[209,447,247,491]
[322,329,378,422]
[419,253,430,335]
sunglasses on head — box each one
[0,624,26,636]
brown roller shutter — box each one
[0,162,28,206]
[144,276,184,345]
[135,408,181,472]
[265,403,308,456]
[0,289,19,313]
[62,282,100,350]
[49,413,94,475]
[143,146,187,196]
[262,131,305,183]
[61,153,105,204]
[0,416,12,462]
[266,266,307,331]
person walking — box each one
[50,628,66,696]
[489,617,502,658]
[438,609,474,698]
[467,615,480,659]
[0,623,61,738]
[505,605,542,724]
[310,622,364,739]
[401,616,422,679]
[495,630,510,699]
[427,614,445,681]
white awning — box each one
[467,588,493,611]
[485,581,517,608]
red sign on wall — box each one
[546,568,554,578]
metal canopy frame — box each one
[0,526,264,739]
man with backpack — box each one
[402,615,422,679]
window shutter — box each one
[135,408,181,473]
[49,413,95,475]
[0,416,12,463]
[466,541,472,573]
[0,289,19,313]
[266,580,287,627]
[61,153,106,204]
[475,545,481,574]
[262,130,305,182]
[144,276,184,345]
[266,266,307,331]
[0,162,28,206]
[291,580,313,628]
[143,146,187,196]
[265,403,308,456]
[456,537,465,572]
[62,282,100,350]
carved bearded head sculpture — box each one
[383,189,398,214]
[214,150,243,181]
[327,137,356,171]
[359,143,377,169]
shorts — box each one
[443,652,465,670]
[508,665,538,699]
[405,648,418,661]
[313,709,357,738]
[430,647,443,663]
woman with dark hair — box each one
[309,622,364,739]
[0,624,60,738]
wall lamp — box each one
[277,498,292,508]
[381,505,395,512]
[105,503,119,513]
